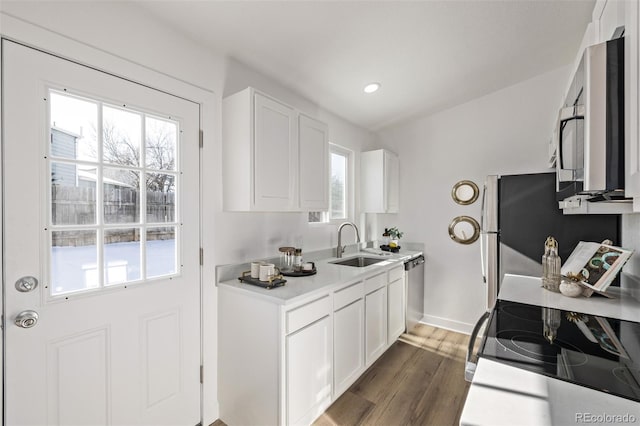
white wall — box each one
[375,66,570,332]
[0,2,374,424]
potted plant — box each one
[388,227,403,247]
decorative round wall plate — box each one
[448,215,480,244]
[451,180,479,205]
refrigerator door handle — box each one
[480,232,487,284]
[479,180,489,283]
[480,184,486,231]
[486,234,498,310]
[465,311,490,382]
[482,175,499,232]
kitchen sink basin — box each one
[330,256,386,267]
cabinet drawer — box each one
[334,281,364,311]
[388,265,404,283]
[364,272,387,294]
[286,295,331,335]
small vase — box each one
[559,280,582,298]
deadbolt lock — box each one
[15,276,38,293]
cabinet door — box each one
[286,316,332,425]
[361,149,399,213]
[254,93,297,211]
[387,277,405,344]
[365,287,387,366]
[299,114,329,211]
[334,299,364,396]
[384,151,399,213]
[626,0,640,211]
[598,0,624,42]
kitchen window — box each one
[309,144,352,223]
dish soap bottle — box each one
[382,228,390,247]
[542,236,561,292]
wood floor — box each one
[212,324,470,426]
[313,324,470,426]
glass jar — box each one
[279,247,295,273]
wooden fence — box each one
[52,185,175,246]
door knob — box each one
[15,310,39,329]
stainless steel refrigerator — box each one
[481,173,620,309]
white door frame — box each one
[0,13,219,425]
[0,37,4,425]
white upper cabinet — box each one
[361,149,399,213]
[596,0,625,43]
[299,114,329,211]
[222,87,329,212]
[626,0,640,211]
[385,152,400,213]
[254,93,298,211]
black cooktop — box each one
[480,300,640,402]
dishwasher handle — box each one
[404,255,425,271]
[465,311,490,382]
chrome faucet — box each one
[337,222,361,258]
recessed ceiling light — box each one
[363,82,381,94]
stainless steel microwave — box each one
[556,36,625,202]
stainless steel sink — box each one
[330,256,386,267]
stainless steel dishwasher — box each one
[404,255,425,332]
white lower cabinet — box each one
[333,296,365,397]
[365,285,388,366]
[219,260,415,426]
[387,265,405,344]
[286,316,333,426]
[387,277,405,344]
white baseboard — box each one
[420,314,473,335]
[203,401,220,426]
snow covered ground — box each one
[51,239,176,295]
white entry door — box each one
[2,40,201,426]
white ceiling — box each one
[134,0,595,131]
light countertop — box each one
[217,249,423,306]
[462,274,640,426]
[499,274,640,322]
[460,358,640,426]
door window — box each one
[49,90,180,296]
